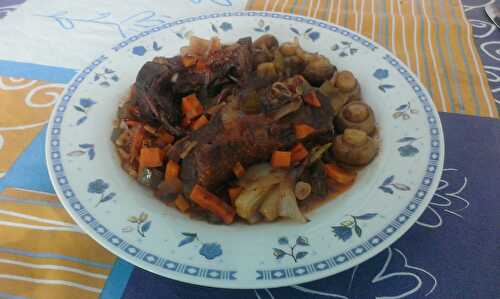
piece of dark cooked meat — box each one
[133,38,253,136]
[170,88,336,194]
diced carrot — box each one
[164,174,183,194]
[129,126,145,163]
[232,162,245,178]
[271,151,292,168]
[181,54,197,67]
[139,147,163,169]
[195,60,208,72]
[182,94,204,120]
[191,115,209,130]
[290,143,309,162]
[175,195,190,213]
[126,120,142,128]
[294,124,315,139]
[303,91,321,108]
[157,131,175,145]
[165,160,180,179]
[190,184,236,224]
[324,164,357,185]
[228,186,243,202]
[141,139,152,148]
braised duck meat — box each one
[133,38,253,136]
[113,34,380,225]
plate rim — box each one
[45,11,445,289]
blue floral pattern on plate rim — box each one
[46,11,444,288]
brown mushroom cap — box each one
[279,41,298,57]
[333,129,378,166]
[283,55,306,77]
[335,71,357,92]
[318,88,349,116]
[253,48,274,66]
[253,34,279,51]
[303,56,336,86]
[335,102,376,135]
[332,70,361,102]
[256,62,279,81]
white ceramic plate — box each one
[46,11,444,289]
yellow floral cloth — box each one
[0,77,116,298]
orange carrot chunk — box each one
[165,160,180,179]
[294,124,315,139]
[303,90,321,107]
[324,164,357,185]
[139,147,163,169]
[157,131,175,145]
[290,143,309,162]
[228,186,243,202]
[129,126,145,163]
[190,184,236,224]
[181,55,197,67]
[175,195,190,213]
[232,162,245,178]
[271,151,292,168]
[182,94,204,120]
[191,115,209,130]
[126,120,142,128]
[127,106,140,118]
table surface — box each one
[0,1,498,298]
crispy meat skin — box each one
[133,38,253,136]
[173,93,335,193]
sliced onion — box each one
[237,164,286,188]
[179,140,198,159]
[235,183,274,220]
[270,97,303,121]
[180,46,193,57]
[170,73,179,83]
[189,36,211,57]
[259,187,281,221]
[278,179,307,223]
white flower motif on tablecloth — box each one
[417,168,469,229]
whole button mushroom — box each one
[253,34,279,66]
[335,71,357,92]
[335,101,376,135]
[333,129,378,166]
[253,34,279,51]
[279,41,298,57]
[256,62,279,82]
[303,55,337,86]
[334,70,361,102]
